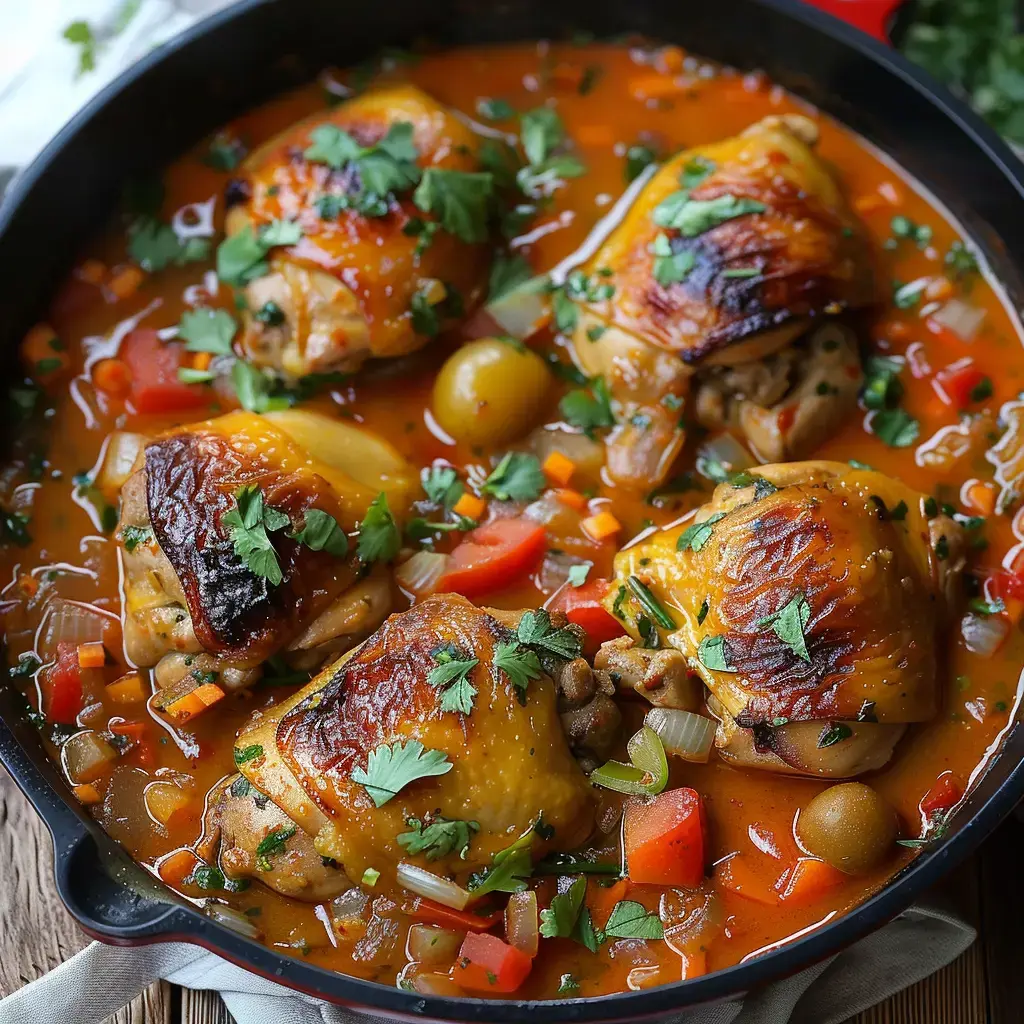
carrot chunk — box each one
[624,788,707,889]
[582,511,621,542]
[452,492,486,520]
[451,932,533,994]
[158,848,201,889]
[77,642,107,670]
[105,672,146,704]
[542,450,576,487]
[554,488,587,511]
[715,853,778,906]
[72,783,102,805]
[92,358,133,397]
[107,264,145,300]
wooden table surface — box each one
[2,764,1021,1024]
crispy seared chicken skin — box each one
[573,116,874,486]
[199,596,607,899]
[225,85,492,379]
[604,461,964,778]
[117,409,414,692]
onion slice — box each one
[396,862,472,911]
[590,726,669,796]
[930,298,986,342]
[645,708,717,764]
[395,551,452,598]
[485,276,550,339]
[504,890,539,957]
[960,611,1009,657]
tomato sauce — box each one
[2,40,1023,999]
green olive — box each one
[796,782,897,875]
[432,338,552,447]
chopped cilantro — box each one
[560,377,615,437]
[427,644,480,715]
[128,218,210,272]
[255,824,296,871]
[697,634,734,673]
[178,308,237,356]
[351,738,453,807]
[290,509,348,557]
[414,169,495,244]
[356,492,400,564]
[817,722,853,748]
[677,511,727,554]
[540,875,587,938]
[398,815,479,860]
[872,407,920,448]
[233,743,264,766]
[481,451,545,502]
[421,465,463,509]
[567,562,591,587]
[493,640,543,698]
[653,193,765,236]
[603,900,664,940]
[516,608,584,660]
[757,593,812,662]
[222,485,290,585]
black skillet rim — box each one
[1,0,1024,1020]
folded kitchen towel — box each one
[0,903,975,1024]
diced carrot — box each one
[680,949,708,980]
[630,74,687,101]
[774,857,844,907]
[21,322,69,381]
[77,259,108,286]
[715,854,778,906]
[158,848,201,889]
[576,124,616,147]
[161,682,225,722]
[194,682,226,707]
[72,783,102,805]
[451,933,533,994]
[192,351,213,371]
[17,574,39,598]
[452,492,486,520]
[542,451,576,487]
[145,782,195,828]
[582,511,621,542]
[965,481,997,517]
[625,789,707,888]
[92,358,133,397]
[108,718,147,739]
[107,264,145,301]
[554,488,587,511]
[77,642,107,670]
[105,672,146,704]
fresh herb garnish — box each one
[560,377,615,437]
[422,465,464,509]
[603,900,664,940]
[356,492,400,564]
[540,875,587,938]
[488,252,535,303]
[516,608,584,660]
[351,738,453,808]
[567,563,591,587]
[414,169,495,244]
[697,634,734,673]
[481,452,545,502]
[128,219,210,273]
[872,407,921,448]
[493,640,544,698]
[121,525,152,552]
[677,511,727,554]
[178,308,237,356]
[222,485,290,586]
[818,722,853,748]
[290,509,348,557]
[650,232,696,287]
[477,97,516,121]
[216,220,303,286]
[757,593,812,662]
[625,143,659,182]
[233,743,264,766]
[626,575,676,630]
[397,815,479,860]
[653,193,766,236]
[255,824,296,871]
[427,645,480,715]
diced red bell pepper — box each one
[436,518,547,599]
[547,578,626,653]
[624,788,707,889]
[406,897,502,933]
[121,327,211,415]
[451,932,533,994]
[774,857,844,907]
[933,359,989,409]
[920,772,964,820]
[40,642,86,725]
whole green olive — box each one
[796,782,897,875]
[432,338,552,447]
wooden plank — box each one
[105,983,174,1024]
[180,989,234,1024]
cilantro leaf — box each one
[290,509,348,557]
[567,563,591,587]
[481,452,545,502]
[63,21,97,75]
[303,124,365,169]
[493,640,543,697]
[128,218,210,273]
[230,360,291,414]
[680,156,716,189]
[356,492,400,564]
[414,169,495,244]
[351,738,453,807]
[222,485,290,585]
[259,219,303,247]
[697,634,734,673]
[410,288,441,337]
[477,97,516,121]
[603,900,664,940]
[216,220,303,286]
[653,193,766,236]
[398,815,479,860]
[427,645,480,715]
[234,743,264,766]
[489,252,535,303]
[255,824,296,871]
[625,143,659,182]
[540,875,586,938]
[560,376,615,437]
[817,722,853,748]
[650,232,695,287]
[178,308,237,356]
[677,511,727,554]
[572,907,602,952]
[121,525,152,552]
[758,593,812,662]
[468,824,536,899]
[871,407,920,448]
[422,465,463,509]
[517,609,583,660]
[520,107,565,166]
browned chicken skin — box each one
[605,461,964,777]
[572,116,874,488]
[200,596,606,898]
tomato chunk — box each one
[41,642,85,725]
[933,359,989,409]
[436,518,546,598]
[451,932,533,994]
[920,772,964,820]
[548,578,626,653]
[121,328,211,415]
[624,788,707,889]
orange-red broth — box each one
[2,41,1023,999]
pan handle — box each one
[798,0,903,43]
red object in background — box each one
[800,0,903,43]
[121,328,211,415]
[547,578,627,653]
[40,642,85,725]
[435,518,547,598]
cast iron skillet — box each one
[2,0,1024,1020]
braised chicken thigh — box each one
[606,461,964,777]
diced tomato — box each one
[547,578,626,653]
[715,854,778,906]
[40,642,85,725]
[405,897,502,932]
[992,567,1024,603]
[451,932,533,994]
[920,772,964,820]
[624,788,707,889]
[436,518,547,598]
[933,359,989,409]
[774,857,844,907]
[121,328,211,415]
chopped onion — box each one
[485,277,550,339]
[395,551,452,598]
[406,923,464,964]
[696,433,756,483]
[660,890,722,958]
[645,708,716,764]
[332,886,370,923]
[930,299,986,343]
[95,432,145,497]
[504,890,539,957]
[40,600,111,659]
[172,196,217,239]
[62,730,118,785]
[961,611,1009,657]
[529,426,605,479]
[206,903,263,940]
[397,963,466,996]
[396,862,471,911]
[590,726,668,796]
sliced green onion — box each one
[589,725,668,796]
[362,866,381,887]
[588,758,650,795]
[626,575,676,629]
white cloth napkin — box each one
[0,905,975,1024]
[0,4,983,1023]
